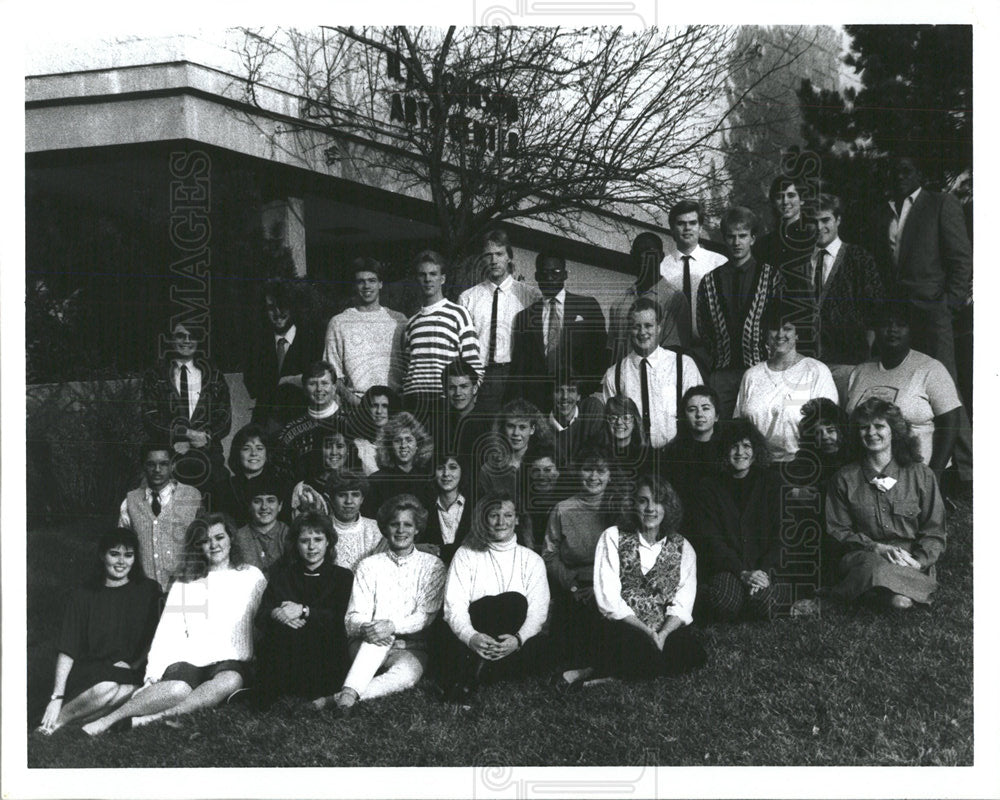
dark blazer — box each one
[691,469,783,579]
[244,324,321,428]
[810,242,884,364]
[420,494,473,564]
[876,189,972,311]
[509,291,607,410]
[141,357,232,473]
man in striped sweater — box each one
[401,251,484,426]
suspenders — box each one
[615,349,684,415]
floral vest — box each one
[618,530,684,630]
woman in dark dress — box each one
[255,511,354,706]
[693,418,784,622]
[38,528,162,734]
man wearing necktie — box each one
[459,228,541,415]
[141,321,232,489]
[509,252,607,412]
[601,297,703,449]
[659,200,727,373]
[806,194,884,400]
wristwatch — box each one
[301,605,310,620]
[50,694,64,701]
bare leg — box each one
[143,671,243,725]
[51,682,136,732]
[81,681,191,736]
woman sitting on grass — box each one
[82,514,266,735]
[312,495,445,716]
[692,419,784,622]
[825,398,947,610]
[542,445,618,670]
[37,528,162,735]
[255,512,353,708]
[441,493,550,705]
[567,474,705,685]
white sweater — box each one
[145,566,266,681]
[443,539,550,646]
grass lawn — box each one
[25,500,972,768]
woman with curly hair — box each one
[364,411,435,517]
[692,418,784,622]
[825,398,947,609]
[576,473,705,684]
[82,514,266,734]
[37,528,162,735]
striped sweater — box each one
[402,299,484,395]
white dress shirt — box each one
[888,186,922,262]
[660,244,728,337]
[812,236,842,289]
[601,347,704,448]
[592,527,697,626]
[541,289,566,351]
[172,358,202,419]
[118,480,177,528]
[459,274,541,365]
[436,494,466,545]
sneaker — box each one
[790,598,820,617]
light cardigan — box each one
[444,538,550,647]
[345,550,446,639]
[144,565,266,682]
[593,527,697,626]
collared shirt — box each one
[660,244,728,337]
[592,527,697,626]
[172,358,202,419]
[812,237,842,287]
[548,405,579,432]
[119,480,177,528]
[541,289,566,350]
[601,347,703,448]
[275,323,297,351]
[459,274,541,365]
[344,549,446,638]
[435,494,466,546]
[607,277,690,363]
[888,187,923,262]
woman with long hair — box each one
[37,528,162,735]
[825,398,947,609]
[82,514,266,734]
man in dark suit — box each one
[508,251,607,412]
[243,278,320,438]
[876,156,973,380]
[140,321,232,489]
[876,155,973,492]
[805,193,885,398]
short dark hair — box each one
[327,469,370,499]
[139,440,172,462]
[304,360,337,382]
[849,398,923,466]
[376,493,429,537]
[768,175,808,203]
[799,398,847,447]
[87,527,148,588]
[227,423,269,474]
[814,193,842,218]
[412,249,448,274]
[761,298,808,338]
[573,444,612,472]
[718,418,772,471]
[525,441,557,466]
[535,251,567,272]
[351,256,385,283]
[245,473,284,504]
[482,228,514,260]
[630,232,663,254]
[669,199,704,226]
[288,511,337,567]
[721,206,759,237]
[872,300,913,328]
[680,384,719,410]
[441,358,481,392]
[263,278,293,313]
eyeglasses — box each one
[607,414,634,423]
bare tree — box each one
[235,25,820,260]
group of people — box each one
[37,156,972,736]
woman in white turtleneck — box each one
[441,493,550,705]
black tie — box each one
[488,286,500,366]
[151,493,161,517]
[681,255,692,309]
[815,249,828,303]
[179,364,191,421]
[640,357,652,442]
[276,336,288,375]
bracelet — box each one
[50,694,64,701]
[513,632,523,649]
